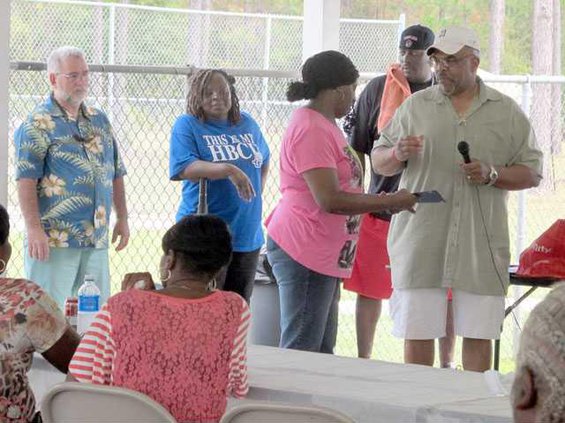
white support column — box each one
[0,1,11,206]
[302,0,341,61]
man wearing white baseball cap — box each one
[427,26,481,55]
[371,26,543,372]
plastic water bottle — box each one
[77,274,100,335]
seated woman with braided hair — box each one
[69,215,250,423]
[0,203,80,423]
[511,282,565,423]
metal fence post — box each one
[261,16,272,130]
[512,76,533,355]
[107,4,116,125]
[397,13,406,39]
[0,0,10,207]
[518,75,532,258]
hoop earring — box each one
[207,278,217,292]
[160,269,171,283]
[0,259,6,274]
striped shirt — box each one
[69,289,249,422]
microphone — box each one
[457,141,471,164]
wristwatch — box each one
[485,166,499,186]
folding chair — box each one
[220,402,356,423]
[40,382,177,422]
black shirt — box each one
[343,75,432,220]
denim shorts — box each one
[24,245,110,309]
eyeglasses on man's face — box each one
[430,54,474,69]
[57,71,90,82]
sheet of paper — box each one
[413,190,446,203]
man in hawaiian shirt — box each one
[14,46,129,307]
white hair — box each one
[46,46,86,74]
[513,283,565,422]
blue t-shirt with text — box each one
[169,112,270,252]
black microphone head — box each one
[457,141,469,156]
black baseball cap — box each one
[399,24,435,50]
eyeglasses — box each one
[430,54,474,69]
[57,71,90,82]
[204,88,231,99]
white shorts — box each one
[390,288,505,340]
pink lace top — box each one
[69,289,250,423]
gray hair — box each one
[469,47,480,60]
[512,283,565,422]
[462,46,481,60]
[47,46,86,74]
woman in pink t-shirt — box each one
[265,50,416,354]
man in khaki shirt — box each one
[372,26,542,372]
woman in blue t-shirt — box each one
[169,69,270,303]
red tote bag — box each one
[516,219,565,279]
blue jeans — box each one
[266,237,340,354]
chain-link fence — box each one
[4,0,564,370]
[6,62,565,369]
[11,0,402,73]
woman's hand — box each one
[226,164,256,202]
[384,189,417,214]
[121,272,156,291]
[181,161,256,201]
